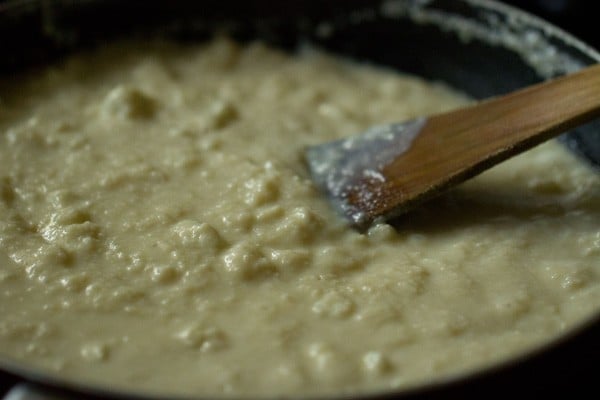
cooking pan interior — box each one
[0,0,599,399]
[2,0,599,167]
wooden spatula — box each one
[305,63,600,227]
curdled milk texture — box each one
[0,38,599,397]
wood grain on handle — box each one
[349,63,600,221]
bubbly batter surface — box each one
[0,38,599,397]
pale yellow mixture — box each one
[0,38,599,398]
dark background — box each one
[0,0,597,50]
[500,0,598,49]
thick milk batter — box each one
[0,38,599,397]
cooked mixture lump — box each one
[0,38,599,397]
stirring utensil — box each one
[306,63,600,227]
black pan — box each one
[1,0,599,399]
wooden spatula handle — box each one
[375,63,600,218]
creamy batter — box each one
[0,38,599,397]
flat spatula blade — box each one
[305,118,426,226]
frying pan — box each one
[0,0,599,399]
